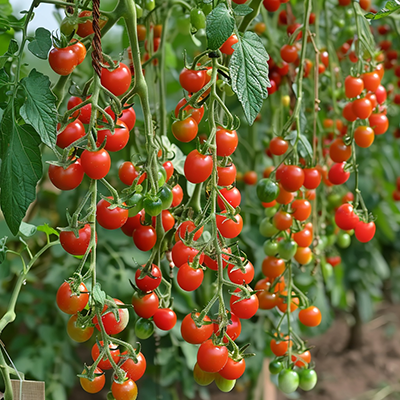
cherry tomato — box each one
[216,128,238,156]
[270,336,291,356]
[291,350,311,368]
[171,184,184,207]
[216,211,243,238]
[153,308,177,330]
[329,138,352,162]
[81,149,111,180]
[97,198,128,230]
[177,262,204,291]
[179,69,206,92]
[277,291,299,313]
[278,369,299,394]
[220,34,238,55]
[343,102,357,122]
[174,97,204,124]
[80,367,105,394]
[56,281,89,314]
[375,85,387,104]
[121,211,145,236]
[243,171,257,185]
[56,120,85,148]
[269,137,289,155]
[228,260,254,284]
[280,44,298,63]
[101,62,132,96]
[354,126,374,148]
[175,220,203,241]
[328,162,350,185]
[369,113,388,135]
[93,298,129,335]
[193,363,215,386]
[294,246,312,265]
[279,165,304,192]
[344,75,364,98]
[262,256,285,278]
[172,117,198,142]
[67,96,92,123]
[49,159,84,191]
[229,288,259,319]
[352,97,372,119]
[335,204,359,230]
[70,40,86,64]
[118,162,146,186]
[362,71,381,92]
[135,318,154,339]
[91,341,120,370]
[273,210,293,230]
[77,11,95,37]
[219,358,245,380]
[60,224,93,256]
[203,248,231,271]
[293,228,313,247]
[120,351,147,381]
[171,240,204,267]
[111,379,138,400]
[131,291,159,319]
[105,105,136,131]
[217,187,241,210]
[354,221,376,242]
[299,306,322,327]
[184,150,213,183]
[135,264,161,292]
[197,339,228,373]
[137,24,146,41]
[49,47,78,76]
[181,313,213,344]
[299,369,318,391]
[263,0,280,12]
[303,168,321,189]
[291,199,311,221]
[97,119,129,152]
[67,314,94,342]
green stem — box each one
[238,0,263,33]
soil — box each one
[71,303,400,400]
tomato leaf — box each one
[37,223,60,237]
[92,283,106,311]
[0,68,10,109]
[19,222,37,237]
[206,3,235,51]
[27,28,52,60]
[365,0,400,20]
[0,38,18,68]
[20,69,57,149]
[0,0,12,17]
[0,108,42,235]
[230,31,271,125]
[233,4,253,16]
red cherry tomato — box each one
[227,260,254,284]
[174,97,205,124]
[179,68,206,92]
[184,150,213,183]
[93,299,129,335]
[105,104,136,130]
[354,221,376,243]
[335,204,359,230]
[220,34,238,55]
[56,120,85,149]
[120,352,147,381]
[97,198,128,230]
[111,379,138,400]
[60,224,94,256]
[131,291,159,319]
[216,211,243,238]
[217,163,237,186]
[135,264,161,292]
[171,184,184,207]
[298,306,322,327]
[81,149,111,180]
[97,119,130,152]
[49,47,78,76]
[197,339,228,373]
[229,288,259,319]
[91,341,120,370]
[217,187,241,210]
[172,117,198,142]
[153,308,177,330]
[80,367,105,394]
[171,240,204,268]
[216,128,238,156]
[48,159,84,191]
[328,162,350,185]
[181,313,213,344]
[177,262,204,291]
[56,281,89,314]
[101,62,132,96]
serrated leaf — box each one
[230,32,271,125]
[37,223,59,237]
[20,69,57,149]
[0,68,10,109]
[206,3,235,50]
[365,0,400,20]
[0,107,42,235]
[0,38,18,68]
[233,4,253,16]
[92,283,106,309]
[19,222,37,237]
[28,28,52,59]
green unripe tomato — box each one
[325,224,335,236]
[337,231,351,248]
[269,360,283,375]
[159,186,173,209]
[143,195,163,216]
[215,375,236,392]
[158,167,167,187]
[321,259,333,282]
[136,4,143,18]
[190,8,206,30]
[144,0,155,11]
[60,18,78,35]
[277,239,298,260]
[256,178,279,203]
[264,206,278,218]
[327,193,341,209]
[326,234,336,247]
[127,193,144,217]
[334,18,345,28]
[299,369,318,391]
[135,318,154,339]
[278,369,299,394]
[316,235,328,250]
[193,363,215,386]
[263,240,278,256]
[259,218,279,237]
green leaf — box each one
[20,69,57,149]
[27,28,52,60]
[0,38,18,67]
[92,283,106,311]
[233,4,253,16]
[365,0,400,20]
[0,0,12,17]
[206,3,235,51]
[37,223,60,237]
[19,222,37,237]
[0,107,42,235]
[298,134,313,159]
[230,32,270,125]
[0,68,10,109]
